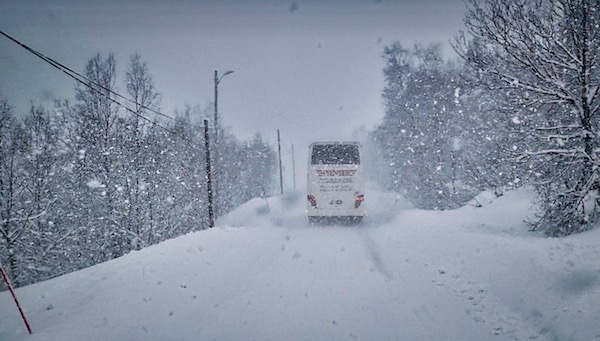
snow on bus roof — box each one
[308,141,361,148]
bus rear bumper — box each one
[305,207,366,217]
[307,215,364,225]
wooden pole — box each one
[0,266,32,334]
[291,143,296,191]
[204,119,215,228]
[277,129,283,195]
[213,71,219,218]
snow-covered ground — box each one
[2,188,600,340]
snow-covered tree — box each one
[71,53,127,260]
[0,99,29,285]
[0,101,59,286]
[15,106,67,285]
[455,0,600,235]
[238,133,277,203]
[373,43,481,209]
[122,53,160,248]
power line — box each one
[0,30,176,123]
[0,29,212,153]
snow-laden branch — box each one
[1,199,56,226]
[517,148,591,161]
[536,131,593,143]
[42,226,86,255]
[104,216,146,249]
[535,124,583,131]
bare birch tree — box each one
[0,99,29,285]
[124,53,159,248]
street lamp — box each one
[213,69,234,217]
[214,70,234,141]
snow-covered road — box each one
[2,189,600,340]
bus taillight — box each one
[307,194,318,207]
[354,194,364,208]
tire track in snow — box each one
[358,228,393,282]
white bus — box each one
[306,141,365,224]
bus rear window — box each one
[311,144,360,165]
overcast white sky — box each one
[1,0,466,181]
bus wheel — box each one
[351,216,363,225]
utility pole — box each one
[291,143,296,191]
[214,70,218,142]
[204,119,215,228]
[277,129,284,195]
[213,71,219,218]
[213,69,234,218]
